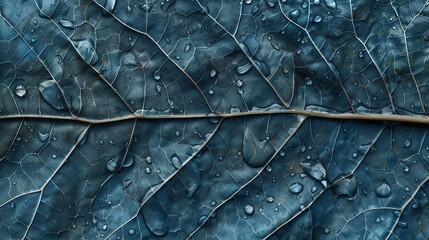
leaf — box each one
[0,0,428,239]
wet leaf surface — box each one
[0,0,429,239]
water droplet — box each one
[305,77,313,85]
[128,229,135,235]
[10,202,15,209]
[38,131,49,142]
[142,196,169,236]
[352,152,358,158]
[145,167,151,174]
[243,127,275,168]
[266,196,274,203]
[243,204,255,215]
[265,0,277,7]
[198,215,207,225]
[38,79,68,111]
[403,139,412,148]
[184,44,191,52]
[211,200,216,206]
[73,40,99,65]
[236,62,252,75]
[289,9,300,18]
[245,0,252,4]
[311,186,318,193]
[127,5,133,12]
[170,155,182,169]
[106,156,120,173]
[105,0,116,11]
[59,19,75,29]
[230,106,241,113]
[314,0,321,5]
[324,227,331,234]
[52,154,57,159]
[313,15,322,23]
[332,174,357,198]
[289,182,304,194]
[15,84,26,97]
[102,224,108,231]
[210,69,217,78]
[208,89,214,95]
[155,84,162,93]
[375,181,391,198]
[145,156,153,164]
[375,217,382,223]
[123,154,134,168]
[325,0,336,8]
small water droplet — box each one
[170,155,182,169]
[208,89,214,95]
[102,224,108,231]
[10,202,15,209]
[184,44,191,52]
[106,156,120,173]
[305,77,313,85]
[210,69,217,78]
[324,227,331,234]
[38,131,49,142]
[289,9,300,18]
[244,204,254,215]
[154,70,161,80]
[311,186,318,193]
[128,229,135,235]
[289,182,304,194]
[403,139,412,148]
[236,63,253,75]
[15,84,26,97]
[352,152,358,158]
[313,15,322,23]
[265,196,274,203]
[325,0,336,8]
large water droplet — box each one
[38,80,68,111]
[105,0,116,11]
[403,139,412,148]
[325,0,336,8]
[106,156,121,173]
[142,196,169,236]
[375,181,391,198]
[243,127,275,168]
[170,155,182,169]
[184,44,191,52]
[123,154,134,168]
[289,9,301,18]
[236,63,253,75]
[289,182,304,194]
[15,84,26,97]
[38,131,49,142]
[244,204,254,215]
[59,19,75,29]
[73,40,99,65]
[332,174,357,198]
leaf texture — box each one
[0,0,429,239]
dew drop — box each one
[59,19,75,29]
[15,84,26,97]
[325,0,336,8]
[311,186,318,193]
[289,182,304,194]
[38,131,49,142]
[403,139,412,148]
[265,196,274,203]
[105,0,116,11]
[289,9,300,18]
[244,204,254,215]
[170,155,182,169]
[106,156,120,173]
[236,63,253,75]
[184,44,191,52]
[210,69,217,78]
[102,224,108,231]
[375,181,391,198]
[313,15,322,23]
[128,229,135,235]
[375,217,382,223]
